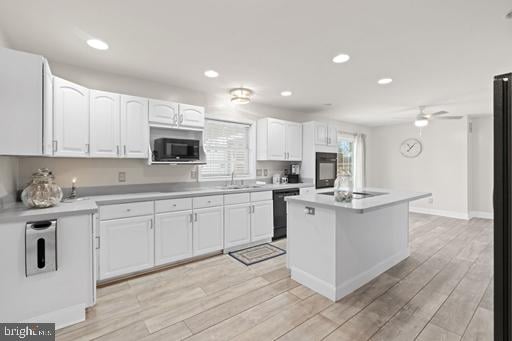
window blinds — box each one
[200,119,251,178]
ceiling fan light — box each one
[230,88,253,105]
[414,119,429,127]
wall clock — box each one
[400,138,422,158]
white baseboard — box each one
[409,207,470,220]
[291,249,410,302]
[23,304,86,330]
[290,267,337,301]
[469,211,494,220]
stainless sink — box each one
[218,184,265,190]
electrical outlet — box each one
[118,172,126,183]
[190,168,197,179]
[263,169,269,176]
[256,169,262,177]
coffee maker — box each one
[288,164,300,183]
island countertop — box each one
[285,187,431,213]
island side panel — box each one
[334,202,410,300]
[287,201,338,300]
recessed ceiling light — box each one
[332,54,350,64]
[204,70,219,78]
[281,91,292,97]
[377,78,393,85]
[86,39,109,50]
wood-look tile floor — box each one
[57,213,493,341]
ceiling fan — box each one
[410,106,463,127]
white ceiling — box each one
[1,0,511,126]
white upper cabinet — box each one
[314,123,338,146]
[179,104,205,129]
[257,118,302,161]
[90,90,120,158]
[285,122,302,161]
[120,95,149,158]
[43,60,54,156]
[149,99,179,126]
[53,77,90,157]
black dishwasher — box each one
[273,188,300,239]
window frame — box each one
[198,115,256,182]
[337,133,355,178]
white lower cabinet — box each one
[99,215,154,280]
[224,203,252,249]
[155,210,193,265]
[193,206,224,256]
[251,200,274,241]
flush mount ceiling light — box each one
[332,53,350,64]
[230,88,253,105]
[377,78,393,85]
[86,39,109,50]
[204,70,219,78]
[281,90,292,97]
[414,118,429,127]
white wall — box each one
[368,118,470,219]
[0,29,19,205]
[469,117,493,218]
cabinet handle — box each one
[52,140,58,153]
[189,214,193,223]
[252,205,255,213]
[149,220,153,229]
[116,145,120,156]
[86,143,90,153]
[95,236,100,249]
[304,207,315,215]
[124,145,127,155]
[180,114,184,124]
[173,113,178,125]
[194,213,198,222]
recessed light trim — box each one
[86,39,109,50]
[281,91,292,97]
[332,53,350,64]
[377,78,393,85]
[204,70,219,78]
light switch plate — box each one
[256,169,262,177]
[263,169,269,176]
[118,172,126,183]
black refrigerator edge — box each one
[494,73,512,341]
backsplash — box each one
[17,157,298,189]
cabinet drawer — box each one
[250,191,272,202]
[155,198,193,213]
[224,193,250,205]
[193,195,223,209]
[100,201,154,220]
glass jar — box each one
[21,168,63,208]
[333,171,353,202]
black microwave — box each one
[153,138,200,161]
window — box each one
[200,119,252,178]
[337,136,354,177]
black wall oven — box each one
[153,138,200,162]
[315,152,337,189]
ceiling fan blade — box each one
[434,116,463,120]
[428,110,449,117]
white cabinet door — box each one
[224,203,252,249]
[149,99,179,126]
[250,200,274,242]
[314,123,328,145]
[43,61,54,156]
[285,122,302,161]
[155,211,193,265]
[268,119,286,160]
[120,95,149,158]
[53,77,90,157]
[179,104,205,129]
[90,90,120,158]
[328,126,338,147]
[193,207,223,256]
[99,215,154,280]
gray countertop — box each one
[285,188,431,213]
[0,182,314,223]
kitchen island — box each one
[285,188,430,301]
